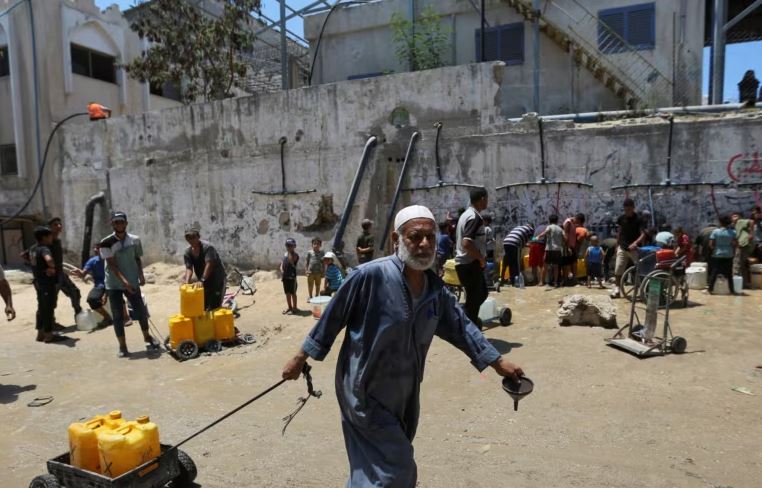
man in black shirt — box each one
[183,227,227,311]
[48,217,83,322]
[612,198,647,298]
[356,219,375,264]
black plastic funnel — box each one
[502,376,534,411]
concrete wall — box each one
[304,0,704,114]
[58,61,762,269]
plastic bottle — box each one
[68,411,125,472]
[193,312,215,347]
[212,308,235,341]
[169,314,195,349]
[98,416,160,478]
[179,284,205,318]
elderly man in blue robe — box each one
[282,204,524,487]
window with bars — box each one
[0,144,18,176]
[0,46,9,77]
[598,3,655,53]
[475,22,524,65]
[71,44,116,83]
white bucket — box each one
[75,310,99,331]
[478,297,497,322]
[713,275,730,295]
[690,261,707,269]
[751,264,762,289]
[685,267,707,290]
[309,296,332,319]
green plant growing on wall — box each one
[124,0,260,104]
[391,6,451,72]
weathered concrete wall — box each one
[59,61,762,269]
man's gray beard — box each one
[398,242,435,271]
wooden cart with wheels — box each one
[29,444,196,488]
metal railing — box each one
[546,0,673,107]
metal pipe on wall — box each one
[280,0,289,90]
[81,191,105,266]
[532,0,540,113]
[333,136,378,252]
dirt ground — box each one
[1,263,761,487]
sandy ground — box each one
[1,262,761,487]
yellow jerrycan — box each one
[179,284,205,318]
[68,410,125,472]
[192,312,215,347]
[98,416,160,478]
[212,308,235,341]
[168,315,195,349]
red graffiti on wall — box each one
[727,151,762,182]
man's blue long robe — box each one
[302,255,501,487]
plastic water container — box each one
[576,258,587,278]
[478,297,497,322]
[443,259,460,286]
[690,261,707,269]
[68,411,125,472]
[733,275,743,292]
[168,315,194,349]
[212,308,236,341]
[685,267,707,290]
[180,284,205,318]
[75,310,99,331]
[192,312,215,347]
[98,416,160,478]
[750,264,762,289]
[309,296,331,319]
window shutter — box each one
[475,28,500,62]
[627,6,655,48]
[598,12,625,52]
[499,24,524,64]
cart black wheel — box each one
[177,340,199,361]
[499,308,512,326]
[240,333,256,345]
[671,336,687,354]
[174,449,198,485]
[164,335,171,348]
[29,474,61,488]
[205,339,222,353]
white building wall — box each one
[304,0,704,114]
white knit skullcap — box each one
[394,205,435,230]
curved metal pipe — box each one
[538,117,546,183]
[333,136,378,252]
[380,131,420,251]
[81,191,105,266]
[664,114,674,185]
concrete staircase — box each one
[503,0,673,109]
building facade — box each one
[0,0,184,265]
[304,0,704,116]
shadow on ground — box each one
[0,384,37,404]
[487,338,523,354]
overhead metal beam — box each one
[253,0,330,37]
[724,0,762,32]
[280,0,289,90]
[257,10,308,44]
[711,0,726,104]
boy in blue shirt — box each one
[72,243,113,328]
[584,235,605,288]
